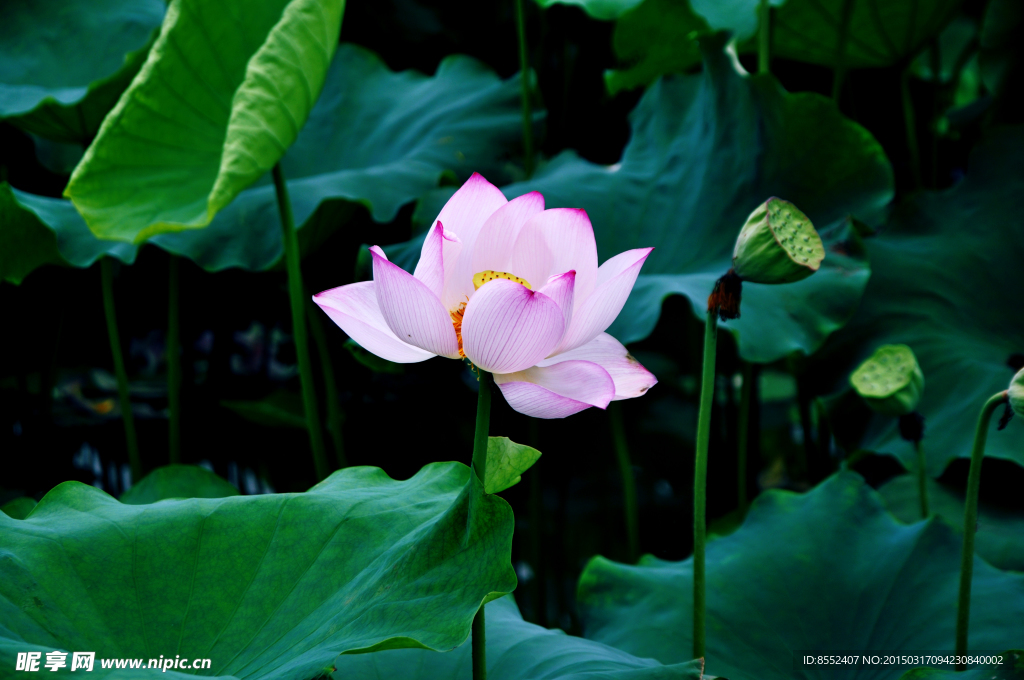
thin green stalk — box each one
[757,0,770,75]
[307,298,347,468]
[693,309,718,660]
[514,0,535,177]
[915,440,929,519]
[901,68,923,189]
[929,37,941,188]
[610,403,639,563]
[528,445,546,626]
[796,376,815,482]
[955,390,1008,666]
[737,362,756,513]
[815,397,831,466]
[831,0,856,101]
[100,258,140,481]
[472,370,493,680]
[272,163,329,481]
[167,255,181,464]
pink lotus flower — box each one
[313,173,657,418]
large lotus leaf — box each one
[532,0,645,21]
[604,0,709,95]
[0,462,517,680]
[149,44,534,272]
[577,471,1024,680]
[331,596,704,680]
[119,465,240,505]
[828,127,1024,474]
[0,497,36,519]
[899,652,1024,680]
[504,36,891,362]
[0,0,164,144]
[0,182,137,285]
[879,474,1024,572]
[772,0,962,69]
[64,0,347,243]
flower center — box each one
[450,300,467,358]
[473,270,532,290]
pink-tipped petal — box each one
[371,246,461,359]
[537,270,576,331]
[471,191,545,277]
[541,333,657,400]
[434,173,508,306]
[414,221,463,302]
[554,247,653,354]
[509,209,598,308]
[313,282,435,363]
[493,360,615,419]
[461,279,565,374]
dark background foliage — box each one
[2,0,1023,633]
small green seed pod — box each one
[732,198,824,284]
[850,344,924,417]
[1010,368,1024,418]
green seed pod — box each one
[850,344,925,417]
[732,198,824,284]
[1010,368,1024,418]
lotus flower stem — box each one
[272,163,329,481]
[528,428,547,625]
[167,255,181,465]
[737,361,757,512]
[955,389,1009,665]
[514,0,535,177]
[831,0,855,101]
[307,297,347,468]
[100,258,141,481]
[693,308,718,660]
[757,0,770,75]
[610,403,639,562]
[472,369,493,680]
[914,440,929,518]
[901,68,923,189]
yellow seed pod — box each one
[850,344,924,417]
[473,270,532,290]
[1010,368,1024,418]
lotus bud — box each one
[732,198,824,284]
[1010,368,1024,418]
[850,344,924,417]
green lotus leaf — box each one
[485,437,542,495]
[879,474,1024,572]
[532,0,645,21]
[0,496,36,519]
[605,0,962,94]
[148,44,535,272]
[64,0,347,243]
[899,651,1024,680]
[577,471,1024,679]
[772,0,962,69]
[0,0,164,144]
[119,465,240,505]
[0,182,137,285]
[828,127,1024,473]
[332,595,705,680]
[604,0,709,95]
[504,35,891,362]
[0,462,517,680]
